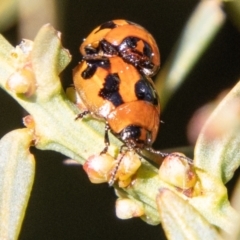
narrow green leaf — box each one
[157,188,223,240]
[155,1,226,108]
[222,175,240,240]
[190,80,240,233]
[0,26,122,165]
[195,80,240,184]
[0,128,35,240]
[0,34,15,82]
[32,24,72,99]
[190,171,238,234]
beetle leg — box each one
[145,133,168,158]
[146,147,193,165]
[145,147,169,158]
[100,122,110,154]
[120,143,129,153]
[75,110,90,120]
[169,153,193,165]
[108,150,127,186]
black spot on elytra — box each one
[99,73,123,107]
[118,38,155,75]
[135,78,158,105]
[125,37,139,48]
[143,42,152,59]
[118,37,140,52]
[81,58,110,79]
[95,21,117,33]
[100,40,118,55]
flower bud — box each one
[83,153,114,184]
[7,67,36,96]
[116,198,144,219]
[115,151,141,187]
[158,153,197,190]
[23,115,35,129]
[10,39,33,65]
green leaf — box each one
[228,175,240,239]
[156,188,223,240]
[195,80,240,183]
[191,80,240,233]
[32,23,71,98]
[0,25,122,164]
[0,34,15,81]
[0,129,35,240]
[155,1,226,108]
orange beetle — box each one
[73,56,160,149]
[74,20,192,185]
[80,19,160,77]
